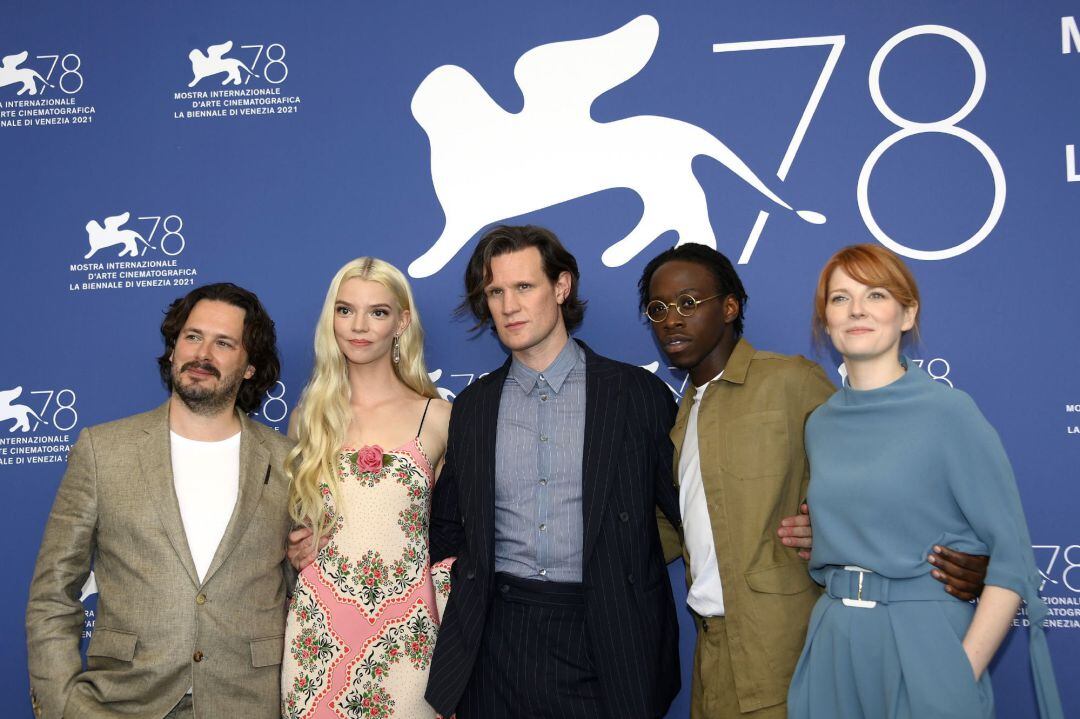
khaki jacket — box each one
[26,402,295,719]
[658,339,835,712]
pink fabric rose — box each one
[356,445,386,473]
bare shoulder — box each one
[421,398,452,444]
[426,397,452,427]
[419,397,452,467]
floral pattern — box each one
[283,589,345,719]
[339,446,390,488]
[281,440,451,719]
[432,562,452,603]
[317,450,431,618]
[335,603,437,718]
[338,682,395,719]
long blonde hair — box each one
[287,258,437,539]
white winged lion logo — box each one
[0,51,52,96]
[408,15,825,278]
[0,387,42,433]
[188,41,258,87]
[84,212,146,259]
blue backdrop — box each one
[3,2,1078,717]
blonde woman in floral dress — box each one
[281,258,452,719]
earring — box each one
[392,335,401,365]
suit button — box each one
[193,651,204,662]
[466,569,476,580]
[619,512,629,522]
[461,516,466,527]
[195,593,207,605]
[500,583,510,594]
[627,573,635,584]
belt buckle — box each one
[841,565,877,608]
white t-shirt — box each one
[678,373,726,617]
[170,431,241,584]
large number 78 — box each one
[714,25,1004,264]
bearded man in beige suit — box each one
[26,283,295,719]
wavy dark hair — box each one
[637,244,749,337]
[458,225,587,332]
[157,283,280,413]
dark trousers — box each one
[457,573,605,719]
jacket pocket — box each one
[250,634,285,667]
[86,627,137,662]
[744,562,815,595]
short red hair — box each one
[812,244,921,348]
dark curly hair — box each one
[637,244,749,337]
[157,283,280,413]
[458,225,587,333]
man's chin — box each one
[174,385,235,415]
[661,353,695,370]
[174,378,217,399]
[495,334,531,353]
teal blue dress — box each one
[787,363,1062,719]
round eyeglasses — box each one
[644,293,723,323]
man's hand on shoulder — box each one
[929,545,988,601]
[287,526,327,572]
[778,502,812,561]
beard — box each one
[172,360,246,416]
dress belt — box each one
[823,565,952,607]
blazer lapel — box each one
[580,343,625,566]
[474,359,510,570]
[139,402,200,588]
[669,392,694,486]
[202,411,269,586]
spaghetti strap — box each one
[416,398,432,438]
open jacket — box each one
[427,340,683,719]
[657,339,835,713]
[26,402,295,719]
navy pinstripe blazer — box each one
[426,340,682,718]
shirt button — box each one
[193,651,204,662]
[539,523,547,531]
[540,394,548,401]
[619,512,629,523]
[539,373,546,382]
[539,435,548,442]
[539,478,547,486]
[539,568,547,577]
[195,593,207,605]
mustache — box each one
[179,360,220,378]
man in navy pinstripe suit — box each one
[425,225,682,719]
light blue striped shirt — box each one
[493,338,586,581]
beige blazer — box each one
[26,402,295,719]
[658,339,835,713]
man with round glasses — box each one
[638,244,989,719]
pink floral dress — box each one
[281,439,452,719]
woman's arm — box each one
[963,585,1021,679]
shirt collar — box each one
[509,338,584,395]
[693,370,724,399]
[717,337,754,385]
